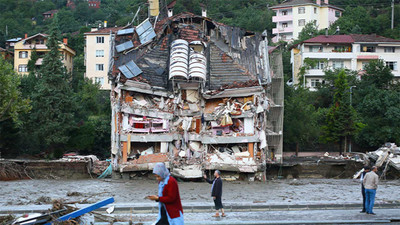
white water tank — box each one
[189,53,207,80]
[169,39,189,79]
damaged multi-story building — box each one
[109,9,284,180]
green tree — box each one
[353,59,400,148]
[296,21,319,43]
[321,70,364,154]
[0,56,31,124]
[26,16,78,156]
[284,85,320,155]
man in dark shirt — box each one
[204,170,226,217]
[360,166,371,213]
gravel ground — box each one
[1,178,400,206]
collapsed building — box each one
[109,12,284,179]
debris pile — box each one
[367,143,400,178]
[109,12,283,179]
[0,161,29,181]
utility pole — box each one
[392,0,395,30]
[349,86,356,153]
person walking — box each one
[204,170,226,217]
[148,163,184,225]
[363,166,379,215]
[360,166,371,213]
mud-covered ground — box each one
[1,178,399,206]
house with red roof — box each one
[291,34,400,90]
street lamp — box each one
[349,86,356,153]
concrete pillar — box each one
[122,141,128,163]
[248,142,254,159]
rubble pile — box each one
[108,12,283,179]
[367,143,400,178]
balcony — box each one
[306,69,324,76]
[303,52,355,59]
[272,27,294,34]
[272,15,293,23]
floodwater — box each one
[1,178,399,206]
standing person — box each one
[148,163,184,225]
[360,166,371,213]
[363,166,379,215]
[204,170,226,217]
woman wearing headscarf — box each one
[148,162,184,225]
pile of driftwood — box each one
[0,161,30,181]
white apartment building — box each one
[270,0,343,43]
[84,27,121,90]
[292,34,400,90]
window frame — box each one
[18,64,28,72]
[332,60,345,69]
[361,45,376,52]
[95,77,105,86]
[309,46,323,52]
[96,64,104,71]
[19,51,28,58]
[386,61,398,71]
[384,47,396,53]
[96,50,105,57]
[298,19,306,26]
[298,7,305,14]
[310,79,320,87]
[96,36,105,44]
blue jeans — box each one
[365,189,376,214]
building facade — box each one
[84,27,121,90]
[13,33,76,75]
[292,34,400,90]
[108,13,284,180]
[270,0,343,43]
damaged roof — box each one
[112,12,268,91]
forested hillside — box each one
[1,0,400,49]
[1,0,400,157]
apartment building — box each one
[84,27,121,90]
[292,34,400,90]
[270,0,343,43]
[13,33,76,75]
[108,12,284,180]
